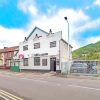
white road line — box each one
[20,77,48,83]
[2,75,48,83]
[0,94,9,100]
[68,84,100,91]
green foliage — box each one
[72,41,100,60]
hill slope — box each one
[72,41,100,60]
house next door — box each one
[50,57,56,71]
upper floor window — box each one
[34,42,40,49]
[50,41,56,48]
[23,45,28,51]
[8,52,12,57]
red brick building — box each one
[0,46,19,69]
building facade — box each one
[0,46,19,69]
[16,27,72,72]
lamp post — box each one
[64,17,71,75]
[64,17,70,61]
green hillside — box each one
[72,41,100,60]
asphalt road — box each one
[0,72,100,100]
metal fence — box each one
[70,60,100,75]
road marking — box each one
[0,94,9,100]
[0,89,23,100]
[3,73,100,91]
[20,77,48,83]
[0,92,17,100]
[68,84,100,91]
[2,74,48,83]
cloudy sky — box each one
[0,0,100,50]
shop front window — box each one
[23,58,28,66]
[42,59,47,66]
[34,57,40,66]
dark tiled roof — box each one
[0,46,19,53]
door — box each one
[50,57,56,71]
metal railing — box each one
[70,60,100,76]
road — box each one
[0,72,100,100]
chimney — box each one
[4,47,7,49]
[49,29,52,34]
[24,37,27,41]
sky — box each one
[0,0,100,50]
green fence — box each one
[10,59,20,72]
[10,66,20,72]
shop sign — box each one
[34,53,48,56]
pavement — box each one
[57,73,100,80]
[0,70,56,79]
[0,69,100,80]
[0,70,100,100]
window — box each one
[5,53,7,58]
[23,45,28,51]
[23,58,28,66]
[34,57,40,66]
[42,59,47,66]
[50,41,56,48]
[6,59,11,66]
[8,52,12,57]
[34,42,40,49]
[9,52,12,57]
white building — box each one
[17,27,72,72]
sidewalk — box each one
[0,70,56,78]
[1,69,100,80]
[55,73,100,80]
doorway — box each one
[50,57,56,71]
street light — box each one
[64,17,70,61]
[64,17,71,75]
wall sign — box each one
[19,54,24,59]
[34,53,48,56]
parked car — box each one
[70,63,88,73]
[70,63,97,74]
[87,64,97,74]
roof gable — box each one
[26,26,48,40]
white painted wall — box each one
[19,28,62,70]
[18,27,72,71]
[59,40,72,70]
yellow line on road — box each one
[0,89,23,100]
[0,94,9,100]
[0,92,17,100]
